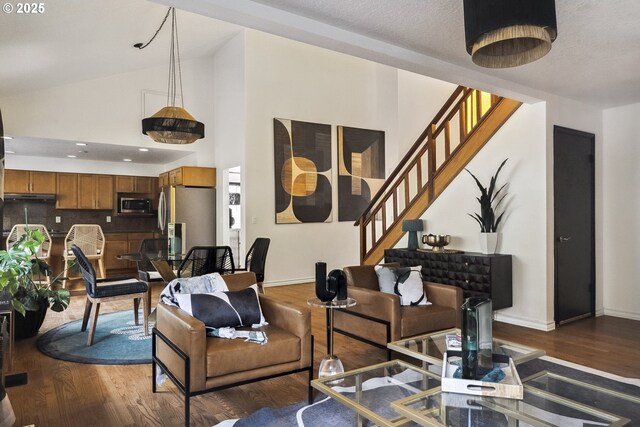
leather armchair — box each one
[152,272,313,427]
[333,263,463,358]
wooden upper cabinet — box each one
[96,175,114,209]
[159,172,169,188]
[78,174,114,210]
[115,175,154,194]
[115,176,135,193]
[30,172,56,193]
[168,167,216,188]
[56,173,78,209]
[4,170,56,194]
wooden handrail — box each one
[354,86,466,226]
[356,85,511,264]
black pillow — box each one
[175,284,266,328]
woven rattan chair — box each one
[6,224,52,283]
[71,245,149,346]
[62,224,105,288]
[176,246,235,278]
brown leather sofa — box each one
[152,272,313,427]
[333,263,462,358]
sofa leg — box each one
[387,348,392,361]
[308,366,313,404]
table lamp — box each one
[402,219,423,251]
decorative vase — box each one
[461,297,493,380]
[14,301,48,340]
[479,232,499,254]
[315,262,336,302]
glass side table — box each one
[307,297,356,380]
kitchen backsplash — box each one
[3,201,158,234]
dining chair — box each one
[62,224,105,288]
[71,245,149,346]
[6,224,53,283]
[137,238,169,310]
[176,246,235,278]
[236,237,270,291]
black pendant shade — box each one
[142,106,204,145]
[463,0,557,68]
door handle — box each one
[558,236,572,242]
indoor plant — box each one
[466,158,508,254]
[0,226,71,338]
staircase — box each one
[355,86,522,265]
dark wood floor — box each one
[8,282,640,427]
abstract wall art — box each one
[337,126,385,222]
[274,118,332,224]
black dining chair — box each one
[236,238,271,289]
[71,245,149,346]
[176,246,235,278]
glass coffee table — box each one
[391,371,634,426]
[388,328,544,369]
[311,359,441,426]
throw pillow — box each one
[375,265,429,306]
[175,284,267,328]
[159,272,229,306]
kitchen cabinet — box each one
[167,166,216,188]
[78,174,114,210]
[5,170,56,194]
[158,172,169,188]
[56,173,78,209]
[104,233,129,271]
[116,176,155,194]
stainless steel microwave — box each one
[119,197,152,214]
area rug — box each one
[37,310,153,365]
[215,356,640,427]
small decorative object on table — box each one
[461,297,493,379]
[421,234,451,252]
[402,219,423,251]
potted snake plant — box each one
[465,158,508,254]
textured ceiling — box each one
[247,0,640,108]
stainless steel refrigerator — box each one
[158,186,216,251]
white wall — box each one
[602,102,640,320]
[418,102,550,330]
[0,56,217,174]
[240,31,455,285]
[212,32,247,253]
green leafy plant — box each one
[466,158,508,232]
[0,227,71,316]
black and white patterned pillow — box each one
[175,284,266,328]
[375,265,429,306]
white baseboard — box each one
[603,307,640,321]
[493,312,555,331]
[263,276,314,288]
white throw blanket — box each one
[159,272,228,306]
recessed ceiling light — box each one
[138,148,149,152]
[5,150,15,154]
[67,155,77,158]
[75,142,87,146]
[3,136,13,140]
[123,158,132,162]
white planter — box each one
[479,232,499,254]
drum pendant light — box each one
[138,8,204,144]
[463,0,558,68]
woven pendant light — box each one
[463,0,557,68]
[139,8,204,144]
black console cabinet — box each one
[384,248,512,310]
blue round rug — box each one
[37,310,154,365]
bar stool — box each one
[6,224,52,284]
